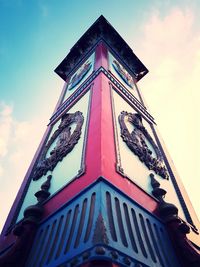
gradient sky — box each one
[0,0,200,232]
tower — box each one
[0,15,199,267]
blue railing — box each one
[26,179,180,267]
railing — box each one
[26,179,180,267]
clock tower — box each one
[0,15,199,267]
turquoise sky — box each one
[1,0,198,120]
[0,0,199,231]
[1,0,150,120]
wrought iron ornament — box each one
[68,59,92,90]
[92,213,109,245]
[112,59,134,88]
[118,111,169,179]
[32,111,84,181]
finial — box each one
[149,173,178,222]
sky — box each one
[0,0,200,232]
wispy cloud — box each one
[0,101,45,231]
[0,102,13,159]
[133,6,200,218]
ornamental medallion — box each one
[112,59,134,88]
[68,60,92,90]
[118,111,169,179]
[32,111,84,181]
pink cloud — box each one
[132,7,200,220]
[0,102,46,231]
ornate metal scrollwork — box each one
[32,111,84,181]
[118,111,169,179]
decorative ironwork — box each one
[34,175,52,204]
[118,111,169,179]
[23,175,53,224]
[68,59,92,90]
[175,222,200,266]
[55,16,148,82]
[0,175,53,267]
[32,111,84,181]
[112,59,134,88]
[150,173,200,265]
[51,68,154,123]
[26,179,181,267]
[150,173,178,221]
[93,213,109,245]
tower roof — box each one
[55,15,148,82]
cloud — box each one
[133,6,200,219]
[0,102,13,158]
[0,101,45,231]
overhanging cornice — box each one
[54,15,148,82]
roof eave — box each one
[54,15,148,82]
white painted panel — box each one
[108,52,139,100]
[62,53,95,102]
[17,91,90,222]
[112,90,186,220]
